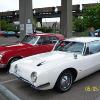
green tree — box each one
[0,20,19,32]
[73,3,100,32]
[6,23,16,31]
[82,3,100,29]
[73,17,85,32]
[0,20,8,30]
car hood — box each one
[9,51,82,81]
[11,51,81,72]
[0,42,32,53]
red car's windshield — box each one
[22,35,39,44]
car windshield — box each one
[55,41,84,54]
[22,35,39,44]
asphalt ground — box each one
[0,36,100,100]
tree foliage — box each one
[73,3,100,32]
[83,3,100,29]
[0,20,8,30]
[0,20,19,31]
[73,17,85,32]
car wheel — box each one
[54,71,73,93]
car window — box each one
[55,41,84,54]
[49,36,58,44]
[87,41,100,54]
[22,35,39,44]
[37,36,59,45]
[37,36,51,45]
[63,42,84,54]
[55,41,70,51]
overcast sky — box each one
[0,0,99,11]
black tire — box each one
[54,71,73,93]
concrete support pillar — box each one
[19,0,33,40]
[60,0,72,38]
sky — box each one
[0,0,99,22]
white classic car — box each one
[9,37,100,93]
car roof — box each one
[27,33,64,40]
[30,33,59,36]
[65,37,100,43]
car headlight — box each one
[0,55,3,60]
[31,72,37,83]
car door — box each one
[35,36,54,53]
[76,41,100,79]
[20,36,59,56]
[17,36,56,56]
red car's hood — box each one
[0,42,32,52]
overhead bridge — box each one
[33,5,80,18]
[0,3,99,22]
[0,5,80,22]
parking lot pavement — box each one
[0,37,100,100]
[0,93,7,100]
[0,70,100,100]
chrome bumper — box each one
[17,76,50,90]
[17,76,37,89]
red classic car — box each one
[0,33,64,70]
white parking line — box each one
[0,78,18,84]
[0,84,21,100]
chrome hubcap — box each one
[60,74,72,91]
